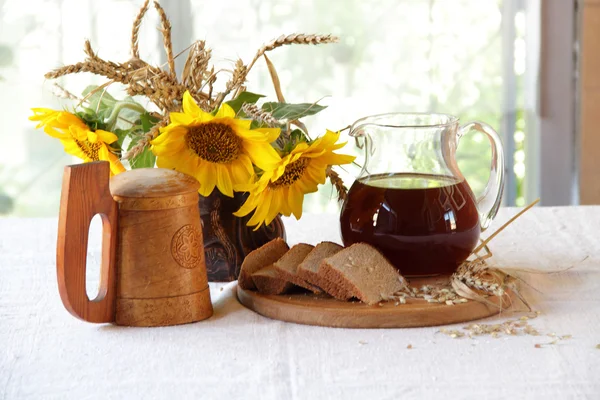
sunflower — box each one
[151,91,281,197]
[29,108,125,176]
[234,130,355,229]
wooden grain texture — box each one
[111,167,213,327]
[57,161,118,323]
[580,3,600,204]
[116,287,213,327]
[237,276,514,329]
[57,163,213,327]
[116,207,207,299]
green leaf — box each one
[127,135,156,169]
[282,129,309,153]
[74,110,108,132]
[82,85,117,115]
[290,129,308,143]
[140,112,161,133]
[225,91,265,115]
[125,112,160,169]
[261,102,327,121]
[113,128,131,154]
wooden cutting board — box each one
[236,276,516,329]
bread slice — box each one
[297,242,353,300]
[251,264,293,295]
[272,243,322,293]
[320,243,408,305]
[238,238,289,290]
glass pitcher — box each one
[340,113,504,276]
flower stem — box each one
[106,101,146,131]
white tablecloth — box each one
[1,207,599,399]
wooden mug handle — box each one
[56,161,118,323]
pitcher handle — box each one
[458,122,505,231]
[56,161,118,323]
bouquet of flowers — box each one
[30,0,354,229]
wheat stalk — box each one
[242,103,280,127]
[153,1,175,77]
[227,59,247,92]
[50,83,80,101]
[326,166,349,203]
[449,199,542,311]
[124,115,169,160]
[182,40,211,93]
[212,59,247,108]
[131,0,150,59]
[206,66,217,100]
[233,33,339,98]
[83,39,97,60]
[253,34,339,64]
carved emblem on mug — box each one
[171,224,202,269]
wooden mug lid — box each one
[110,168,200,210]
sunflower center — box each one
[75,139,102,161]
[186,122,242,163]
[270,158,310,189]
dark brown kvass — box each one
[340,173,480,276]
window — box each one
[0,0,572,216]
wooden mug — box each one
[56,161,213,327]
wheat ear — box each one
[233,33,338,98]
[124,115,169,160]
[326,166,349,203]
[153,1,175,76]
[131,0,150,59]
[212,59,247,108]
[242,103,280,127]
[182,40,211,94]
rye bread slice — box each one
[272,243,322,293]
[238,238,289,290]
[320,243,408,305]
[251,264,293,295]
[297,242,353,300]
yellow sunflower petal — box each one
[235,127,280,143]
[277,187,293,216]
[215,103,235,119]
[215,164,234,197]
[95,129,119,144]
[328,141,348,151]
[290,142,309,155]
[243,141,282,171]
[87,130,99,143]
[265,189,283,225]
[182,91,202,118]
[295,173,319,194]
[230,119,253,130]
[318,130,341,148]
[56,112,87,130]
[254,127,281,143]
[234,192,260,218]
[306,164,328,185]
[288,185,304,219]
[169,112,195,126]
[230,158,254,189]
[318,152,356,165]
[61,140,88,161]
[151,141,186,157]
[156,154,177,169]
[99,146,126,175]
[151,126,187,146]
[248,190,273,228]
[198,161,217,197]
[69,125,89,141]
[42,125,67,139]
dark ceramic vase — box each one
[199,191,286,282]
